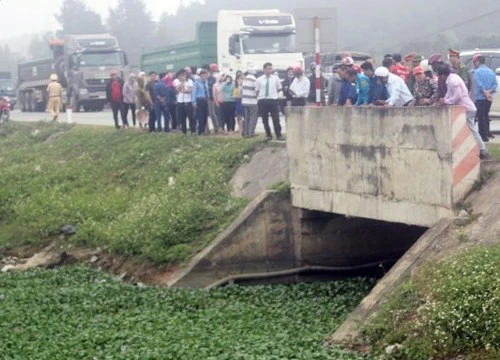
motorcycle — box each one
[0,96,10,123]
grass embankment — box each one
[363,246,500,359]
[487,143,500,160]
[0,122,260,264]
[0,267,374,359]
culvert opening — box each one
[226,209,428,287]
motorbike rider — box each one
[47,74,63,122]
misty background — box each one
[0,0,499,75]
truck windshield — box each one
[79,52,124,67]
[241,33,295,54]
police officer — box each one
[448,48,470,89]
[47,74,62,122]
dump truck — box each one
[140,9,304,78]
[18,34,129,112]
[141,22,217,74]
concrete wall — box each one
[168,191,296,288]
[287,106,480,227]
[168,191,425,288]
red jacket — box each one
[391,64,410,82]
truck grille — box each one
[87,86,106,93]
[87,79,109,86]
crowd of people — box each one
[105,63,285,141]
[311,49,497,159]
[101,48,497,157]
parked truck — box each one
[141,22,217,74]
[140,9,304,77]
[18,34,129,112]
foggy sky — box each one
[0,0,195,39]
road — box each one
[9,109,500,139]
[9,110,288,134]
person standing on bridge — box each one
[437,65,489,160]
[410,66,438,106]
[106,70,127,129]
[289,67,310,106]
[376,67,413,107]
[256,62,284,141]
[474,55,498,142]
[448,49,470,89]
[46,74,62,122]
[328,63,343,106]
[391,53,410,82]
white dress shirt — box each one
[386,73,413,106]
[289,76,311,98]
[255,75,282,100]
[173,79,194,103]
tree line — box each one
[19,0,500,68]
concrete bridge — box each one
[170,105,481,289]
[287,106,480,227]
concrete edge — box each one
[331,217,455,343]
[167,190,278,287]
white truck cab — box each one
[217,10,304,78]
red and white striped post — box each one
[314,16,321,107]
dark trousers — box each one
[221,101,236,131]
[177,102,195,134]
[476,99,493,140]
[196,98,209,135]
[155,103,170,132]
[122,103,136,126]
[148,107,156,132]
[258,99,282,138]
[291,98,306,106]
[168,104,177,130]
[111,102,126,129]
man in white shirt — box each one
[174,69,195,134]
[255,62,285,141]
[289,67,310,106]
[241,67,258,138]
[374,67,413,107]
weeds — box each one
[363,245,500,359]
[0,267,374,360]
[0,123,260,264]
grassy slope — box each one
[363,246,500,359]
[0,122,260,264]
[0,267,374,360]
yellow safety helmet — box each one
[50,74,58,81]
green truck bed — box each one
[141,22,217,73]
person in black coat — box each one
[106,70,127,129]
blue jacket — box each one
[154,82,176,105]
[474,65,498,101]
[338,79,358,106]
[355,74,370,106]
[367,76,378,104]
[371,80,389,104]
[192,79,210,104]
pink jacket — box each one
[213,83,224,105]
